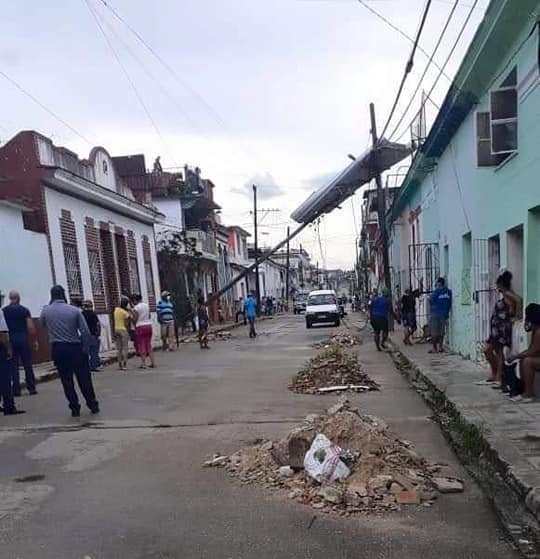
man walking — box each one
[3,290,38,395]
[157,291,176,351]
[429,277,453,353]
[41,285,99,417]
[369,288,392,351]
[0,308,25,415]
[244,292,257,338]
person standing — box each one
[113,296,131,371]
[82,300,102,372]
[132,294,155,369]
[197,296,210,349]
[0,307,25,415]
[369,288,392,351]
[244,292,257,338]
[400,287,421,346]
[157,291,176,351]
[40,285,99,417]
[2,290,38,396]
[429,277,453,354]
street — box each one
[0,314,516,559]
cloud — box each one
[231,172,285,200]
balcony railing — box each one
[187,228,217,258]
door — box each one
[473,238,496,360]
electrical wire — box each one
[378,0,433,141]
[0,69,92,146]
[387,0,459,141]
[84,0,177,165]
[96,0,268,170]
[92,4,199,131]
[356,0,452,83]
[392,0,479,143]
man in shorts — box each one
[157,291,176,351]
[369,288,391,351]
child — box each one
[197,297,210,350]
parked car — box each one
[305,289,340,328]
[293,292,309,314]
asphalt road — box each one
[0,314,518,558]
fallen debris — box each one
[313,330,362,349]
[203,398,464,516]
[289,344,379,394]
[181,330,235,344]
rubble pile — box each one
[313,331,361,349]
[203,398,464,516]
[289,344,379,394]
[181,330,234,343]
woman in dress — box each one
[131,294,155,369]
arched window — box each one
[102,160,108,175]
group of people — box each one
[0,285,100,417]
[367,270,538,403]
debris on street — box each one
[203,398,463,516]
[313,330,361,349]
[289,344,379,394]
[181,330,235,344]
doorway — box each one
[507,224,524,297]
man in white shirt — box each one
[0,308,25,415]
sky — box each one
[1,0,490,268]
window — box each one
[144,261,155,296]
[461,233,472,305]
[490,66,517,155]
[102,160,108,174]
[129,256,141,296]
[88,249,105,297]
[65,244,83,298]
[476,67,517,166]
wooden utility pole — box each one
[253,184,261,312]
[285,226,290,310]
[369,102,392,295]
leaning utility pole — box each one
[369,102,392,295]
[253,184,261,311]
[285,226,290,310]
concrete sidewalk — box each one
[383,327,540,556]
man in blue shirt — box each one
[3,290,38,395]
[369,288,392,351]
[429,277,453,353]
[0,308,26,415]
[157,291,176,352]
[244,292,257,338]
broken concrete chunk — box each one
[318,486,343,504]
[327,396,349,415]
[279,466,295,478]
[433,477,464,494]
[288,428,315,470]
[203,455,228,468]
[288,489,303,499]
[260,440,273,452]
[368,475,393,490]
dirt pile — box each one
[289,344,379,394]
[204,398,464,516]
[181,330,234,343]
[313,331,361,349]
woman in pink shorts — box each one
[132,294,155,369]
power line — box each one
[92,4,199,132]
[387,0,459,141]
[0,69,92,145]
[378,0,433,141]
[95,0,268,170]
[356,0,452,83]
[392,0,479,143]
[83,0,177,165]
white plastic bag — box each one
[304,434,350,483]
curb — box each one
[22,314,280,391]
[387,343,539,558]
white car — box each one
[305,289,340,329]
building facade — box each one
[388,0,540,359]
[0,131,162,356]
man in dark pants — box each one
[0,308,25,415]
[40,285,99,417]
[3,290,38,396]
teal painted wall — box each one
[390,14,540,358]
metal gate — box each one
[473,238,499,360]
[408,242,440,333]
